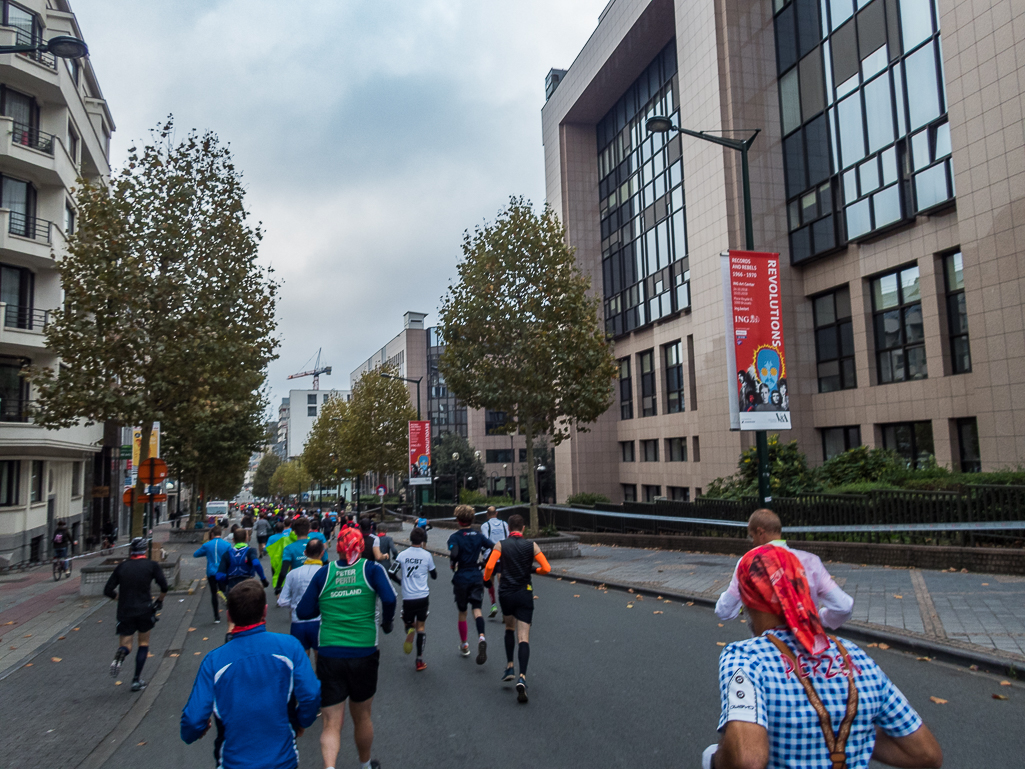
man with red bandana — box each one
[704,544,943,769]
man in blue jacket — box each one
[193,527,231,623]
[216,529,269,594]
[181,580,321,769]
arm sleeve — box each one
[215,552,230,583]
[715,564,743,621]
[180,658,215,743]
[276,556,292,589]
[295,566,327,621]
[871,662,924,737]
[277,573,294,608]
[153,561,169,594]
[429,568,437,579]
[366,562,397,626]
[808,559,854,628]
[192,544,206,559]
[250,555,266,581]
[533,549,552,575]
[291,642,322,729]
[482,547,501,581]
[103,565,120,600]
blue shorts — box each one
[290,621,320,651]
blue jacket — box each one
[180,625,320,769]
[193,539,231,578]
[215,545,266,585]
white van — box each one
[206,501,230,521]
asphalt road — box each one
[3,565,1023,768]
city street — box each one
[0,531,1022,768]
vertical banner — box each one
[721,251,791,431]
[129,422,161,486]
[408,420,432,485]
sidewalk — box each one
[391,523,1025,668]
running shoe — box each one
[476,638,487,665]
[488,605,498,619]
[415,659,427,672]
[403,628,415,655]
[370,762,381,769]
[516,675,528,703]
[109,647,127,678]
[501,665,516,682]
[131,679,147,692]
[460,642,470,657]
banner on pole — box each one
[408,420,432,486]
[721,250,791,431]
[129,423,161,486]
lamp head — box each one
[645,116,675,134]
[46,36,89,59]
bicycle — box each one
[52,554,71,581]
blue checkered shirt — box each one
[717,629,922,769]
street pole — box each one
[379,372,423,515]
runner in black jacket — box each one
[104,537,168,691]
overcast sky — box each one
[72,0,609,413]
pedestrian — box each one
[715,509,854,629]
[701,543,943,769]
[296,526,395,769]
[181,580,321,769]
[193,526,231,623]
[396,526,437,671]
[104,537,169,692]
[253,513,272,558]
[216,529,269,595]
[446,504,493,664]
[482,513,551,703]
[480,506,509,619]
[277,538,325,664]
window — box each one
[955,417,980,473]
[643,485,662,502]
[485,449,513,464]
[881,420,934,468]
[620,441,635,462]
[64,202,75,236]
[66,57,79,86]
[307,406,317,417]
[821,425,861,460]
[1,86,37,141]
[686,335,697,410]
[518,448,527,463]
[307,394,317,404]
[622,484,637,502]
[71,462,81,497]
[30,459,42,502]
[668,486,690,501]
[485,410,508,435]
[639,350,656,417]
[663,341,685,413]
[67,121,79,163]
[0,354,28,421]
[4,2,42,44]
[666,437,688,462]
[872,266,926,383]
[0,263,33,329]
[1,175,37,238]
[692,436,701,462]
[813,286,856,392]
[943,251,970,374]
[0,459,18,505]
[641,439,659,462]
[618,358,633,419]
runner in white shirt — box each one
[480,507,509,619]
[715,508,854,628]
[276,538,325,663]
[396,527,437,671]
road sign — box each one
[123,488,168,505]
[376,485,387,497]
[138,457,169,486]
[119,445,132,460]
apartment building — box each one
[0,0,112,563]
[543,0,1023,502]
[286,388,351,460]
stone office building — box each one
[543,0,1023,502]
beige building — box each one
[543,0,1023,503]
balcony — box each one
[0,301,49,351]
[8,211,51,243]
[13,30,55,71]
[0,209,53,266]
[11,122,54,156]
[0,396,32,423]
[0,116,76,188]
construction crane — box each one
[288,348,332,390]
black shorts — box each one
[317,651,380,706]
[256,535,269,545]
[453,581,483,611]
[500,588,534,624]
[116,612,155,636]
[402,598,430,625]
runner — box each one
[104,537,169,692]
[715,509,854,628]
[395,526,436,671]
[356,516,386,562]
[253,513,272,558]
[277,538,325,664]
[276,518,312,590]
[296,527,394,769]
[193,526,231,623]
[217,529,269,594]
[482,513,551,703]
[447,505,493,663]
[480,506,509,619]
[702,543,942,769]
[414,515,432,543]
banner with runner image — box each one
[721,250,791,431]
[408,420,432,485]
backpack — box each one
[53,531,66,545]
[226,546,253,579]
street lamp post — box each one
[0,35,89,59]
[646,117,770,506]
[380,372,424,515]
[535,464,546,506]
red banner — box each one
[721,250,791,431]
[408,420,432,485]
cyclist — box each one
[480,506,509,618]
[52,520,72,575]
[104,537,169,692]
[447,505,493,663]
[482,514,551,703]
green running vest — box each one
[317,560,379,648]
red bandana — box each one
[337,528,364,565]
[737,544,828,655]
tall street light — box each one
[645,117,771,506]
[0,35,89,59]
[379,372,422,419]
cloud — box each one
[71,0,609,410]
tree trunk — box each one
[524,419,538,534]
[131,421,153,538]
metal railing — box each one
[11,30,56,69]
[0,397,32,423]
[7,210,52,242]
[3,305,49,331]
[11,121,55,155]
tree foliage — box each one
[301,395,349,484]
[252,453,282,499]
[438,197,617,531]
[337,365,416,481]
[270,459,310,499]
[27,118,277,534]
[432,432,485,490]
[706,435,820,500]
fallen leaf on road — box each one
[718,623,724,627]
[194,652,201,655]
[893,595,903,599]
[22,634,31,638]
[653,611,663,615]
[114,681,123,686]
[188,627,197,632]
[50,657,61,662]
[628,588,634,593]
[2,621,13,625]
[961,568,968,573]
[148,653,154,658]
[740,619,747,624]
[1000,681,1012,686]
[8,646,15,650]
[664,600,671,604]
[686,602,694,607]
[533,596,539,600]
[929,696,948,704]
[24,663,32,667]
[716,642,726,647]
[202,637,209,641]
[58,636,66,641]
[626,603,634,608]
[970,665,979,671]
[169,653,180,658]
[878,643,890,650]
[916,657,931,661]
[570,581,577,584]
[866,643,879,648]
[97,620,102,623]
[993,694,1009,700]
[137,742,147,746]
[657,595,663,600]
[73,627,80,631]
[981,583,989,586]
[573,595,580,598]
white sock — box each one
[361,762,372,769]
[479,634,486,641]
